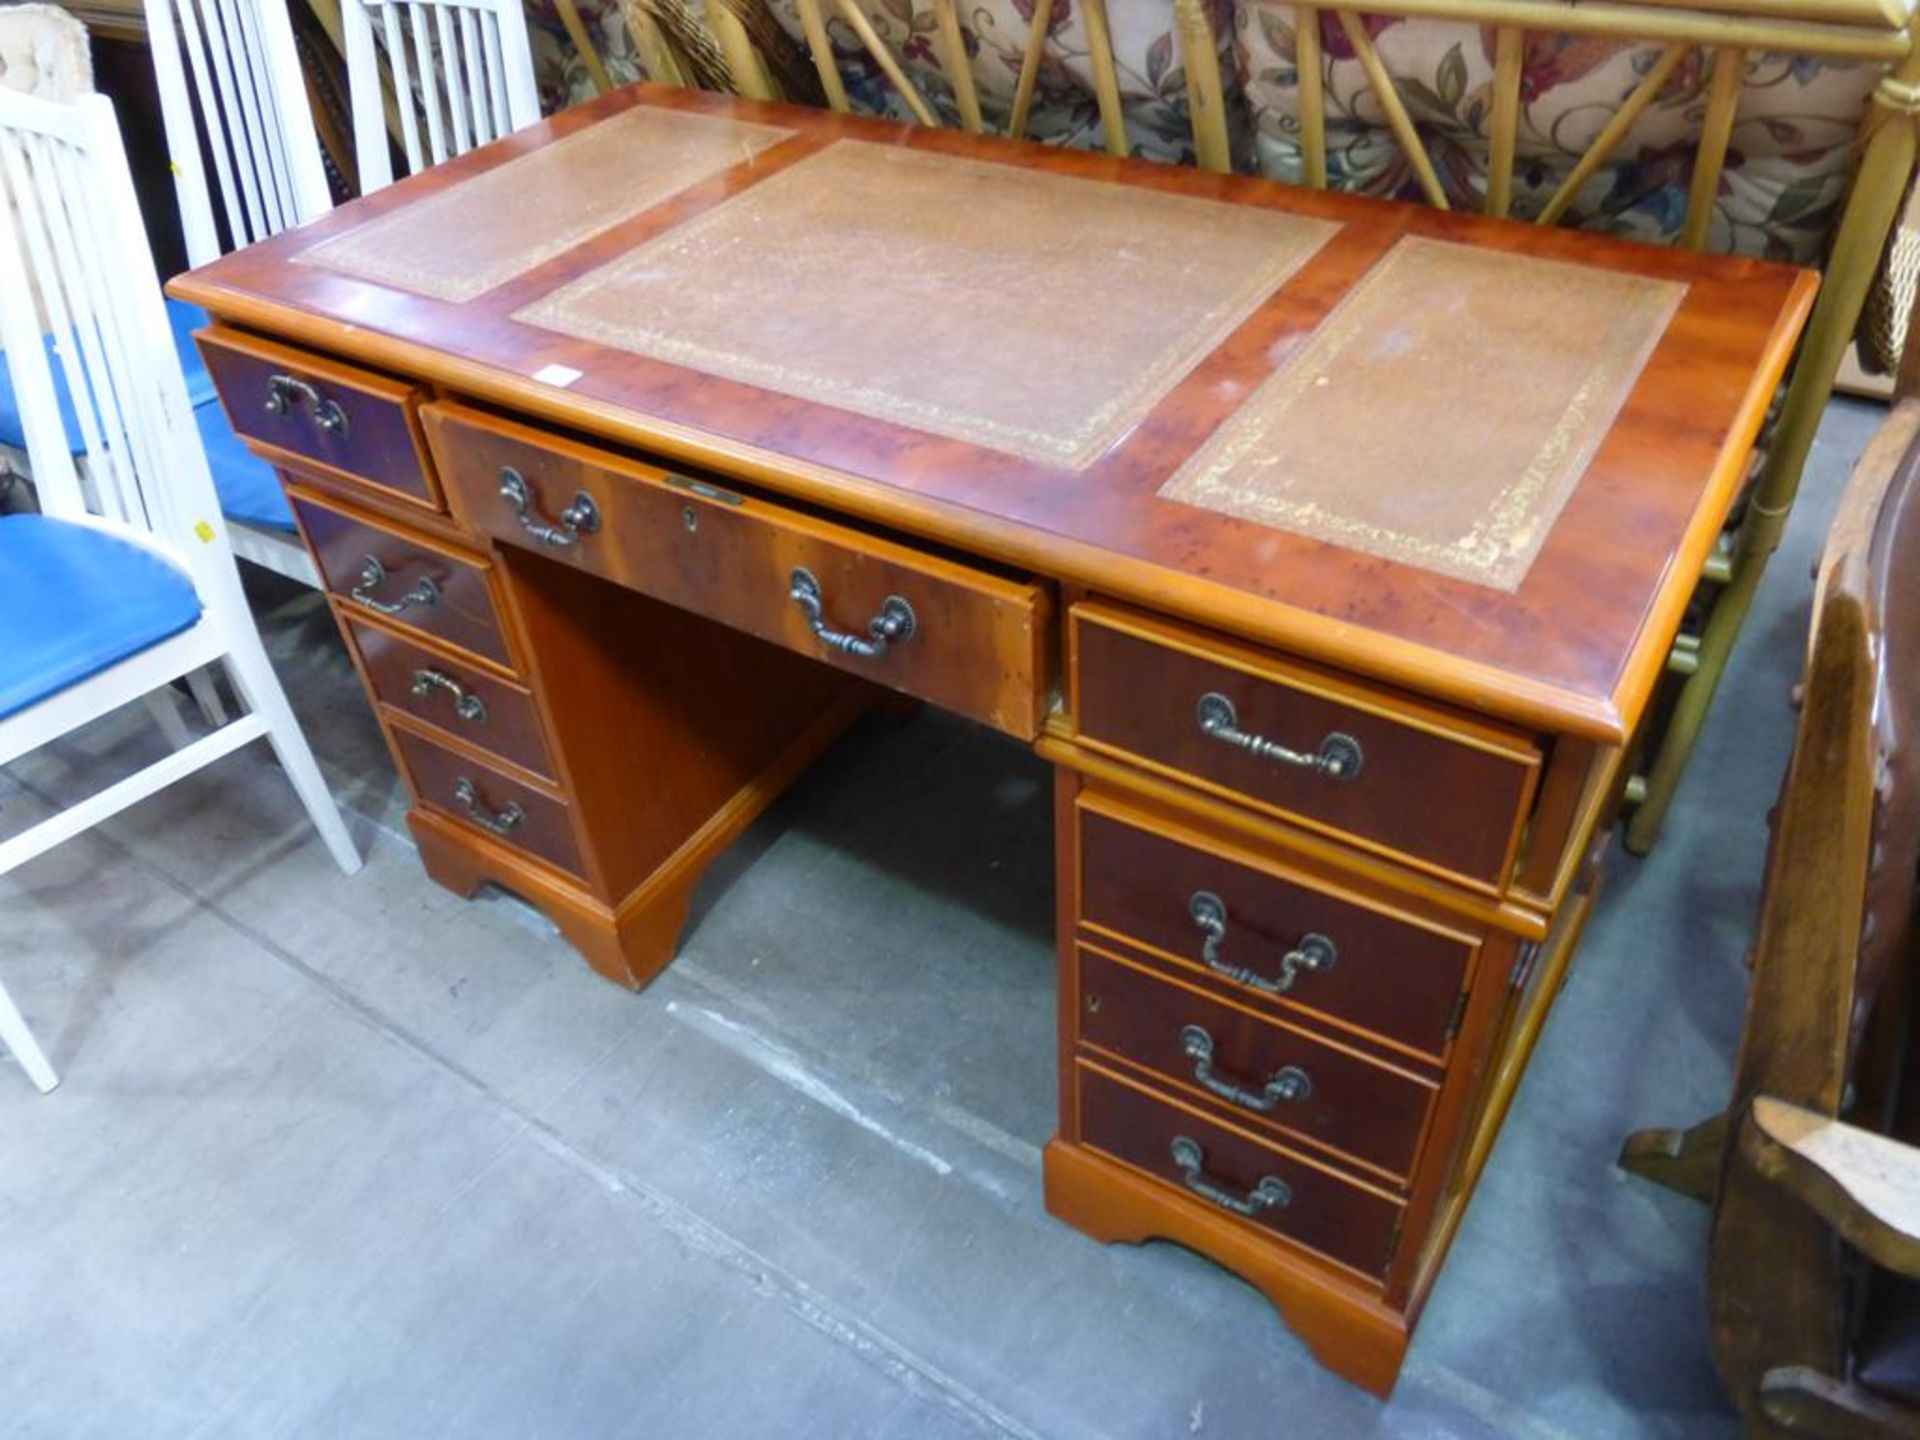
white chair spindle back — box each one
[0,90,240,599]
[342,0,539,192]
[144,0,330,268]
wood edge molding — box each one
[1605,269,1820,731]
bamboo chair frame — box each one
[663,0,1920,852]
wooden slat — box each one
[1536,41,1689,226]
[1325,0,1906,60]
[1079,0,1129,157]
[702,0,773,100]
[433,3,470,153]
[1177,0,1230,172]
[935,0,982,132]
[1008,0,1053,139]
[831,0,938,125]
[1682,45,1745,249]
[381,1,427,172]
[628,2,686,85]
[794,0,849,111]
[552,0,614,94]
[1486,23,1523,217]
[1297,3,1326,188]
[1337,8,1447,209]
[406,2,449,164]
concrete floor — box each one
[0,397,1884,1439]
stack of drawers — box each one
[196,330,586,889]
[1047,601,1557,1389]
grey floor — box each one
[0,397,1884,1440]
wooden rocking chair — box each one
[1618,375,1920,1435]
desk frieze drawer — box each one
[294,492,515,671]
[421,404,1050,740]
[347,617,554,781]
[1076,798,1478,1063]
[391,724,584,878]
[1076,944,1437,1181]
[197,328,439,510]
[1077,1061,1403,1279]
[1071,604,1542,890]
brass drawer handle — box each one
[350,555,440,616]
[1180,1024,1311,1111]
[263,373,348,436]
[452,777,523,836]
[499,467,599,549]
[1170,1136,1290,1217]
[1195,692,1362,782]
[410,668,487,724]
[789,567,915,659]
[1188,891,1337,996]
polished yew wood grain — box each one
[1076,943,1439,1182]
[495,540,875,905]
[293,489,515,670]
[390,720,586,878]
[198,327,440,510]
[424,403,1053,739]
[347,615,555,780]
[1071,603,1542,890]
[1076,794,1481,1063]
[1075,1060,1404,1279]
[172,85,1816,740]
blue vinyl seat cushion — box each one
[0,514,204,721]
[195,399,296,532]
[0,298,295,534]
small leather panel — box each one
[514,140,1336,468]
[1160,236,1684,592]
[302,107,794,303]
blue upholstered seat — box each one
[0,298,296,534]
[0,514,204,720]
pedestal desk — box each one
[172,85,1815,1396]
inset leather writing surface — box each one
[1161,237,1684,591]
[303,106,794,303]
[514,140,1337,468]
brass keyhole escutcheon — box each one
[682,505,698,534]
[1085,993,1101,1014]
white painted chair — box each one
[146,0,332,268]
[340,0,541,192]
[143,0,333,587]
[0,87,363,1093]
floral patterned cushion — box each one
[1234,4,1877,261]
[529,0,645,108]
[755,0,1243,165]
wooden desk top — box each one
[173,85,1816,742]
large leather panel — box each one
[515,139,1336,468]
[1161,235,1683,591]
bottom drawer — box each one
[1078,1061,1403,1279]
[392,725,585,879]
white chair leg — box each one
[141,687,194,751]
[0,977,58,1093]
[184,667,228,726]
[220,636,362,875]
